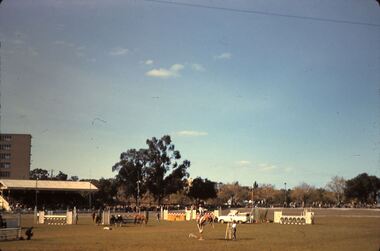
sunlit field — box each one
[1,209,379,251]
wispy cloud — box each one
[109,47,129,56]
[145,59,154,65]
[215,52,232,60]
[237,160,251,166]
[192,63,205,72]
[257,163,277,172]
[146,64,184,78]
[12,39,25,45]
[28,47,39,56]
[176,130,208,137]
[53,40,75,47]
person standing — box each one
[231,221,237,240]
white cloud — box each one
[109,47,129,56]
[54,40,66,45]
[146,63,184,78]
[237,160,251,166]
[257,163,277,172]
[145,59,154,65]
[284,167,294,173]
[176,130,208,137]
[146,68,173,78]
[215,52,232,60]
[53,40,75,47]
[170,64,184,71]
[28,47,39,56]
[192,63,205,72]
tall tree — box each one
[188,177,217,201]
[144,135,190,204]
[345,173,380,203]
[291,182,315,207]
[54,171,68,181]
[217,182,248,206]
[92,178,118,207]
[112,135,190,204]
[326,176,346,204]
[112,148,147,204]
[29,168,50,180]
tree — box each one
[255,184,280,205]
[112,148,147,205]
[291,182,315,207]
[54,171,68,181]
[217,182,248,206]
[92,178,118,207]
[112,135,190,204]
[326,176,346,204]
[345,173,380,203]
[188,177,217,201]
[29,168,50,180]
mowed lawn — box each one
[1,209,380,251]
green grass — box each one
[1,209,380,251]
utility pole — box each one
[251,183,254,208]
[284,182,287,207]
[136,180,141,213]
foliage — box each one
[217,182,249,206]
[290,182,316,206]
[53,171,68,181]
[188,177,217,201]
[112,148,147,203]
[326,176,346,204]
[29,168,50,180]
[345,173,380,203]
[92,178,118,207]
[112,135,190,204]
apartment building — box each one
[0,134,31,179]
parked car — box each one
[217,210,250,224]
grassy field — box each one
[1,209,379,251]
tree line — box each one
[27,135,379,209]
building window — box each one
[0,144,11,150]
[0,171,10,177]
[0,163,10,169]
[0,154,11,160]
[0,135,12,142]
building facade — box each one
[0,134,31,179]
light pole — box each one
[89,181,92,209]
[284,182,287,207]
[35,178,38,209]
[34,178,38,223]
[136,180,141,213]
[251,183,254,208]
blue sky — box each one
[0,0,379,188]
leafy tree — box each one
[54,171,68,181]
[326,176,346,204]
[255,184,280,205]
[112,135,190,204]
[29,168,50,180]
[167,190,192,205]
[188,177,217,201]
[112,149,147,204]
[217,182,248,206]
[92,178,118,207]
[70,176,79,181]
[345,173,380,203]
[291,182,315,207]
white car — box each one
[217,211,250,224]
